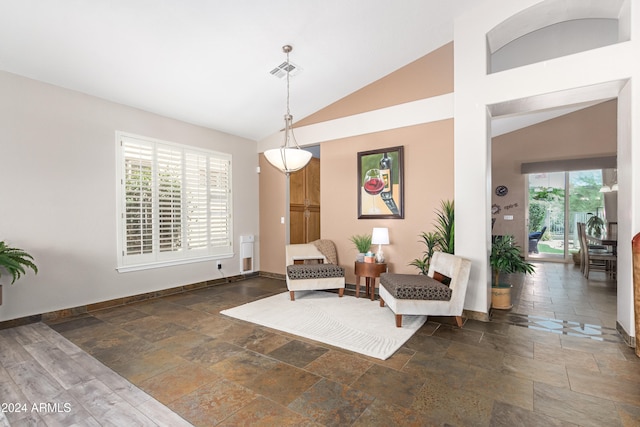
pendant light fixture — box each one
[264,45,312,175]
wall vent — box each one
[239,235,255,274]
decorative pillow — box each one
[433,271,452,287]
[312,239,338,265]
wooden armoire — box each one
[289,157,320,244]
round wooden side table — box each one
[354,261,388,301]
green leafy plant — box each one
[0,241,38,284]
[490,235,535,287]
[528,201,546,233]
[586,214,604,238]
[409,232,439,275]
[410,200,454,274]
[349,234,372,254]
[434,200,454,254]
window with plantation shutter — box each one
[116,132,233,271]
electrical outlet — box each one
[217,260,222,269]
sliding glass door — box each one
[528,172,566,260]
[527,170,604,261]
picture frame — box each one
[357,146,404,219]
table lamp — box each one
[371,227,389,263]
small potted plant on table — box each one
[490,235,534,309]
[349,234,372,263]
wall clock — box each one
[495,185,508,197]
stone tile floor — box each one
[1,261,639,426]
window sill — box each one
[117,254,233,273]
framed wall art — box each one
[357,146,404,219]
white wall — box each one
[491,18,619,73]
[455,0,639,337]
[0,71,259,322]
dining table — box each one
[587,235,618,256]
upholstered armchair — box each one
[379,251,471,327]
[285,240,345,301]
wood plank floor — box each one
[0,321,191,426]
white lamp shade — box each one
[371,227,389,245]
[264,147,312,173]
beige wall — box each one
[259,43,456,279]
[258,120,454,280]
[296,43,453,127]
[258,154,287,274]
[321,120,453,283]
[491,100,617,247]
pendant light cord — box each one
[286,48,291,118]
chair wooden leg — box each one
[584,262,590,278]
[338,288,344,297]
[289,291,295,301]
[455,316,463,328]
[395,314,402,328]
[380,297,385,307]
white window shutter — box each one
[117,133,233,271]
[185,152,209,250]
[123,141,153,257]
[157,145,183,253]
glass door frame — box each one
[525,172,571,262]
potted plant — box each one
[490,235,534,309]
[586,214,604,238]
[349,234,372,262]
[571,250,581,266]
[410,200,454,274]
[0,241,38,305]
[434,200,455,254]
[410,231,440,274]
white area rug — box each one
[220,291,426,360]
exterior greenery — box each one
[490,235,535,287]
[349,234,372,254]
[528,202,546,234]
[410,200,454,274]
[528,170,604,235]
[568,172,605,212]
[0,241,38,284]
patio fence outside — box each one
[540,211,602,254]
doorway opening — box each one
[289,145,320,244]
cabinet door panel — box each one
[306,158,321,206]
[289,169,305,205]
[290,207,306,244]
[289,157,320,243]
[307,208,321,242]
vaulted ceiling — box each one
[0,0,478,141]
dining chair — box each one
[578,222,616,279]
